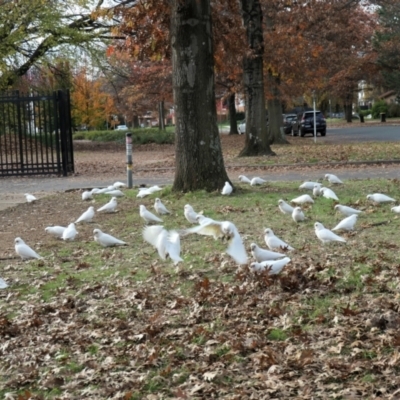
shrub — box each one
[73,127,175,144]
[387,103,400,118]
[371,100,389,119]
[358,109,371,117]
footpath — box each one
[1,162,399,211]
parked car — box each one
[237,116,270,135]
[115,125,128,130]
[283,114,298,134]
[238,120,246,134]
[292,111,326,137]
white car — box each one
[238,120,246,134]
[115,125,128,130]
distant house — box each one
[379,90,398,104]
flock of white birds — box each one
[1,172,399,290]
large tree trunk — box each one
[267,95,287,144]
[171,0,230,192]
[238,0,275,156]
[228,92,239,134]
[264,14,288,145]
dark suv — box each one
[292,111,326,137]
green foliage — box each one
[371,100,389,119]
[73,127,175,144]
[0,0,113,90]
[387,103,400,118]
[358,109,372,117]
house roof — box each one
[380,90,396,99]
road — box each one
[321,124,400,143]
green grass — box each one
[2,178,400,397]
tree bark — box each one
[171,0,230,192]
[228,93,239,134]
[158,100,165,131]
[133,115,139,128]
[238,0,275,156]
[344,93,353,123]
[264,13,288,145]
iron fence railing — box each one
[0,90,74,176]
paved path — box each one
[1,163,399,211]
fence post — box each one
[126,132,133,188]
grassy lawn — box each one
[2,177,400,398]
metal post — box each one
[313,91,317,143]
[126,132,133,188]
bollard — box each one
[126,132,133,188]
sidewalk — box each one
[1,162,399,211]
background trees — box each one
[1,0,397,153]
[0,0,115,90]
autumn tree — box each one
[213,0,246,135]
[373,1,400,93]
[171,0,230,191]
[71,67,116,130]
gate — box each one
[0,90,74,177]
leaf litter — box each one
[2,168,400,397]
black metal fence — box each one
[0,90,74,177]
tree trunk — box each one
[267,95,287,144]
[158,100,165,131]
[133,115,139,128]
[264,13,288,145]
[238,0,274,156]
[171,0,230,192]
[344,93,353,123]
[228,92,239,134]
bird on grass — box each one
[278,199,294,215]
[181,220,248,265]
[334,204,362,217]
[299,181,320,190]
[97,197,118,213]
[292,206,306,223]
[250,177,267,186]
[291,194,314,205]
[75,206,95,223]
[325,173,343,184]
[332,214,358,232]
[320,187,339,201]
[0,278,8,289]
[45,226,66,239]
[367,193,396,204]
[15,237,43,260]
[238,175,251,184]
[250,243,286,262]
[250,257,291,274]
[221,181,233,195]
[184,204,200,224]
[391,205,400,214]
[143,225,183,265]
[62,223,78,241]
[140,205,163,224]
[264,228,294,251]
[82,190,93,201]
[93,229,127,247]
[154,198,171,215]
[25,193,37,203]
[314,222,346,244]
[313,183,322,197]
